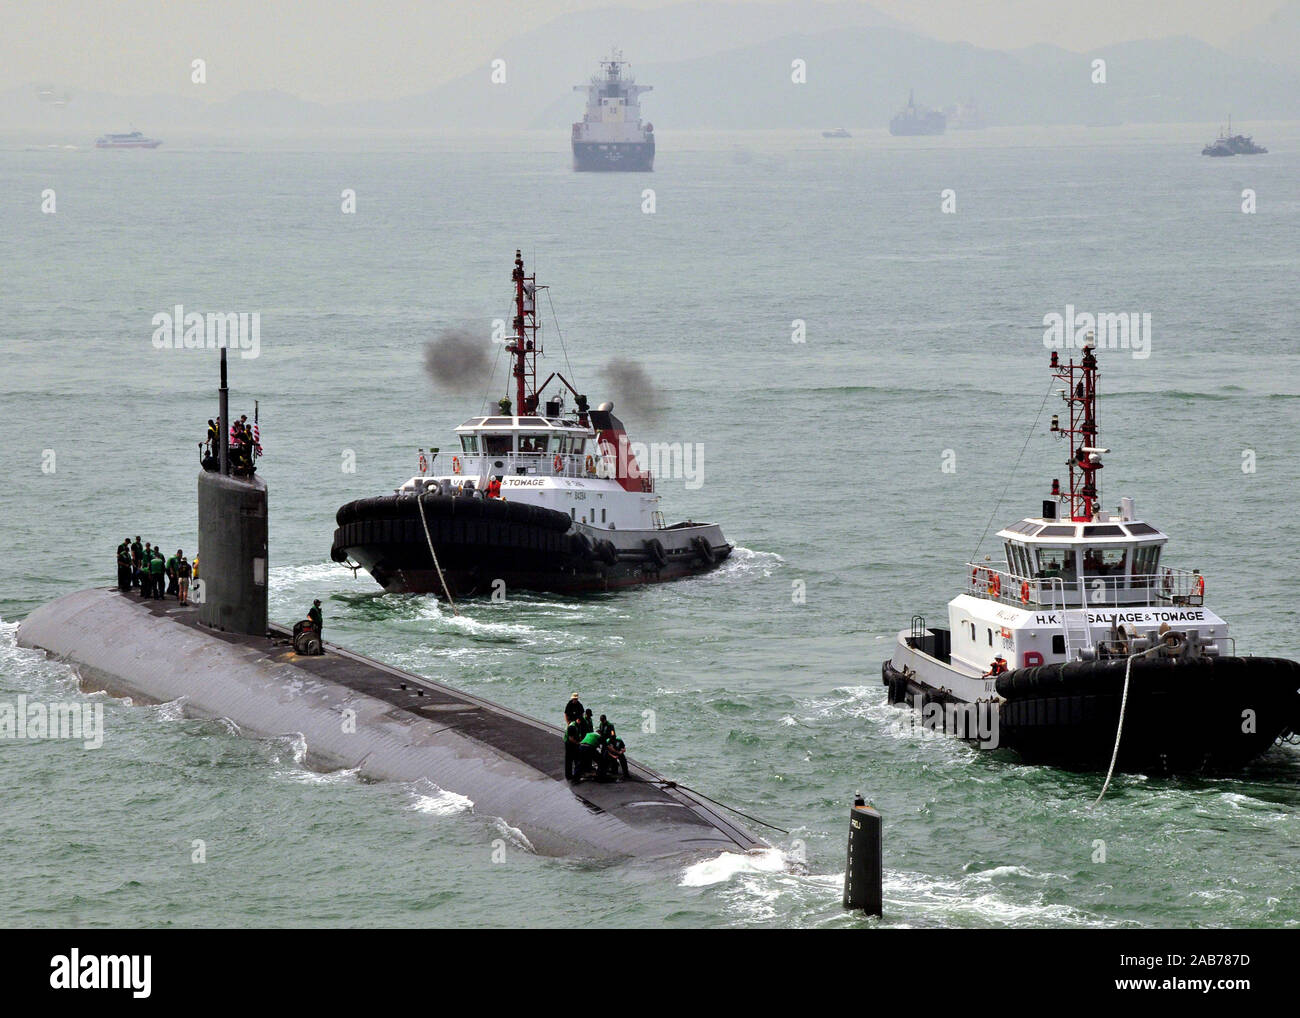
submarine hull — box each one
[331,494,731,597]
[883,654,1300,773]
[18,588,763,860]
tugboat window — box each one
[484,435,513,456]
[1035,548,1076,581]
[460,435,479,453]
[1082,547,1127,576]
[1132,544,1161,578]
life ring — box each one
[987,573,1001,598]
[418,453,427,474]
[1196,574,1205,596]
[553,453,563,472]
[585,454,595,474]
[1020,581,1030,604]
[971,567,979,587]
[452,456,462,474]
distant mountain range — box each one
[5,0,1299,134]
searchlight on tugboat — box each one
[331,251,732,598]
[882,339,1300,773]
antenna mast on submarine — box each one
[219,348,230,476]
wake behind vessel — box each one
[571,53,654,171]
[883,342,1300,772]
[331,251,731,597]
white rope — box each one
[1090,649,1149,807]
[416,493,458,616]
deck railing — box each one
[964,564,1206,609]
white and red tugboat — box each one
[331,251,731,597]
[883,342,1300,773]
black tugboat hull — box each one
[331,495,730,597]
[882,655,1300,773]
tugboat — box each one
[822,128,851,139]
[889,90,946,136]
[883,342,1300,773]
[95,130,162,149]
[331,251,732,598]
[571,52,654,171]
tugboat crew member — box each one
[487,476,502,499]
[307,599,323,639]
[983,655,1008,677]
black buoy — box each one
[843,796,882,918]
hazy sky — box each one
[1,0,1288,101]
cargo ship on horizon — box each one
[571,52,654,171]
[889,90,946,136]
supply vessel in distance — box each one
[331,250,732,597]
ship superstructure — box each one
[571,52,654,171]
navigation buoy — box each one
[843,798,882,917]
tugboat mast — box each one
[509,249,541,415]
[1049,342,1102,521]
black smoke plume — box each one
[424,328,491,393]
[600,358,661,424]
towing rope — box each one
[653,779,790,835]
[1091,647,1159,807]
[416,493,459,616]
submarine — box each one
[17,350,764,861]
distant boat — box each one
[95,130,161,150]
[822,128,851,138]
[890,90,945,136]
[1201,116,1267,157]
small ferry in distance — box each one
[883,341,1300,773]
[331,250,732,598]
[95,130,162,149]
[822,128,851,139]
[889,90,945,136]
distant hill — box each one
[3,4,1297,134]
[1227,0,1300,75]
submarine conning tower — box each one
[198,348,268,636]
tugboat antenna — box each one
[1049,340,1101,521]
